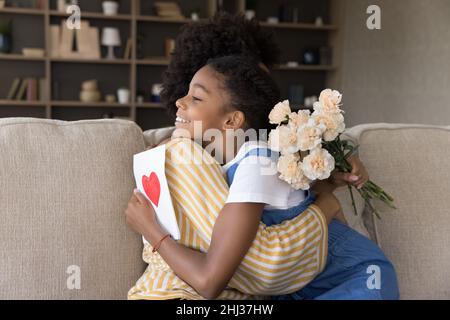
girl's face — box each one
[174,65,243,143]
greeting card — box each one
[133,145,180,243]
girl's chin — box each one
[172,127,194,140]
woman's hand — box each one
[124,189,164,243]
[330,154,369,189]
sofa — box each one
[1,117,449,299]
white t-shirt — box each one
[221,141,306,210]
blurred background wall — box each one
[331,0,450,126]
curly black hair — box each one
[206,55,281,132]
[161,11,281,118]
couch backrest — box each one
[346,123,450,299]
[0,118,146,299]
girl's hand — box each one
[124,189,164,243]
[330,154,369,189]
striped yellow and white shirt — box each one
[128,138,328,300]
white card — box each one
[133,145,180,243]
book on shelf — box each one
[28,0,45,9]
[39,78,46,101]
[15,79,29,100]
[5,78,45,101]
[123,38,132,59]
[6,78,21,100]
[154,2,184,19]
[49,25,60,57]
[26,78,38,101]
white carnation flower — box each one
[269,100,291,124]
[312,110,345,142]
[314,89,343,114]
[268,125,302,154]
[277,154,311,190]
[288,109,310,130]
[296,119,325,152]
[302,147,335,180]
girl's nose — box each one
[175,98,187,110]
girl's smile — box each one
[175,115,191,125]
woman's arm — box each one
[127,191,264,299]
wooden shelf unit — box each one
[0,0,338,130]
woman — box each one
[126,13,399,300]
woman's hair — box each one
[206,55,281,131]
[161,11,281,118]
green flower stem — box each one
[323,135,396,219]
[347,184,358,216]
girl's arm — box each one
[127,191,264,299]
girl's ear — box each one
[223,110,246,130]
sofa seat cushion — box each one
[0,118,146,299]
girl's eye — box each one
[192,96,202,102]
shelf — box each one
[136,57,170,66]
[0,55,133,65]
[275,64,337,71]
[260,21,337,31]
[51,101,130,108]
[50,57,132,64]
[136,15,199,23]
[0,100,46,106]
[0,7,45,15]
[0,56,335,71]
[0,53,46,61]
[49,10,132,21]
[136,102,164,108]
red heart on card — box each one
[142,172,161,207]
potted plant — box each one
[0,19,12,54]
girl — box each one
[126,55,399,299]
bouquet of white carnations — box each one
[268,89,395,219]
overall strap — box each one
[226,148,277,185]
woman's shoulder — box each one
[165,137,217,166]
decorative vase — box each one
[80,90,101,103]
[117,88,130,104]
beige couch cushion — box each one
[350,123,450,299]
[0,118,146,299]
